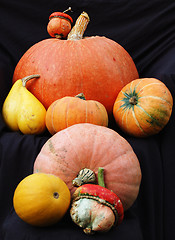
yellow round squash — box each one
[13,173,71,226]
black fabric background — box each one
[0,0,175,239]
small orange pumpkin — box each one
[47,8,73,39]
[45,93,108,135]
[13,173,71,227]
[113,78,173,137]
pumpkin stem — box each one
[21,74,40,87]
[67,11,90,40]
[55,34,62,39]
[97,167,105,188]
[75,93,86,100]
[129,96,137,105]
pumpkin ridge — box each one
[113,103,121,113]
[136,104,164,128]
[104,38,124,85]
[85,100,88,123]
[131,108,146,134]
[47,139,69,168]
[82,38,103,76]
[51,101,58,134]
[89,129,120,170]
[136,82,162,94]
[76,39,100,94]
[120,106,146,135]
[65,98,71,128]
[131,78,144,91]
[110,175,140,188]
[130,80,135,93]
[74,41,85,93]
[64,128,85,169]
[109,180,140,203]
[88,129,98,170]
[122,107,129,130]
[95,102,106,126]
[47,134,78,173]
[87,127,106,170]
[97,147,133,172]
[139,95,173,106]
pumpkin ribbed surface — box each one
[34,123,142,210]
[113,78,173,137]
[45,94,108,134]
[12,36,138,115]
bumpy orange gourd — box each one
[45,93,108,135]
[113,78,173,137]
[13,173,71,227]
[34,123,142,210]
[12,12,138,116]
[47,8,73,39]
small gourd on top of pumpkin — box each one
[47,7,73,39]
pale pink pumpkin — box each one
[33,123,141,210]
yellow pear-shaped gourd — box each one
[2,74,46,135]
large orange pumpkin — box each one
[113,78,173,137]
[34,123,142,210]
[45,93,108,135]
[12,12,139,115]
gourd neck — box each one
[67,12,90,40]
[72,167,106,187]
[21,74,40,87]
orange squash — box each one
[12,12,139,115]
[113,78,173,137]
[47,8,73,39]
[45,93,108,135]
[34,123,142,210]
[13,173,71,227]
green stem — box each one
[75,93,86,100]
[98,167,105,188]
[129,95,137,105]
